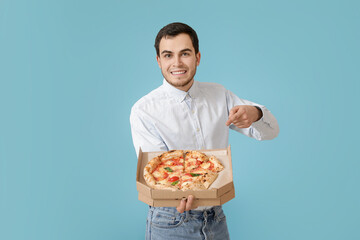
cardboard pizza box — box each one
[138,187,235,207]
[136,145,235,207]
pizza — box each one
[143,150,224,191]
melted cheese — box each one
[201,162,210,169]
[171,165,184,171]
[182,175,192,182]
[192,168,207,174]
[158,179,169,185]
[153,171,162,178]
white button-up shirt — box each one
[130,79,279,155]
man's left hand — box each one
[225,105,262,128]
[176,195,197,213]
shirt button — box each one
[196,128,200,132]
[192,110,195,114]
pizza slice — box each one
[184,150,208,172]
[200,156,224,172]
[180,172,219,190]
[183,150,224,190]
[158,150,184,174]
[143,150,184,190]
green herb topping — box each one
[164,167,173,172]
[190,173,201,177]
[171,180,179,186]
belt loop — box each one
[150,206,156,215]
[203,210,208,219]
[214,206,222,221]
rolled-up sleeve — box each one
[226,89,280,140]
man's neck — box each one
[175,79,194,92]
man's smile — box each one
[171,70,187,76]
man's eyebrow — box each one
[180,48,193,53]
[161,50,172,55]
[160,48,193,55]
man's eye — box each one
[164,54,171,58]
[182,52,189,56]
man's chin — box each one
[165,78,193,88]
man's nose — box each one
[173,55,183,66]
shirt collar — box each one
[161,79,200,102]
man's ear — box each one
[196,52,201,66]
[156,55,161,68]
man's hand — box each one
[225,105,262,128]
[176,195,196,213]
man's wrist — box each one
[254,106,263,121]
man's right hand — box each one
[226,105,262,128]
[176,195,196,213]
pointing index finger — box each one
[226,115,235,126]
[226,107,240,126]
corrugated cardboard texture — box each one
[138,188,235,207]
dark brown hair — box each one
[154,22,199,56]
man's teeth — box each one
[172,71,186,74]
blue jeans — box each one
[146,206,230,240]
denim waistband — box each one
[149,205,223,220]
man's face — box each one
[156,33,201,91]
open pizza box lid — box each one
[136,145,235,207]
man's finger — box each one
[232,119,242,124]
[176,198,187,213]
[185,195,194,211]
[229,107,239,116]
[226,109,242,126]
[226,115,235,126]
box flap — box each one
[151,188,219,199]
[138,188,235,207]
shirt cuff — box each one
[251,106,272,128]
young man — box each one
[130,22,279,240]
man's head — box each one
[155,22,201,92]
[155,22,199,57]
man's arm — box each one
[225,90,279,140]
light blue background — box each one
[1,0,359,239]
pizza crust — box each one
[209,156,224,172]
[181,180,207,191]
[185,150,208,162]
[159,150,183,161]
[143,156,161,188]
[201,172,218,189]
